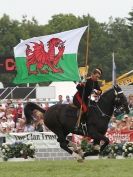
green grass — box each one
[0,159,133,177]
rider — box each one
[73,68,102,115]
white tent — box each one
[49,81,77,101]
[0,82,4,88]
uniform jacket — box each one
[76,77,101,105]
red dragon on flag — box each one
[25,38,65,75]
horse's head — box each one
[113,85,129,114]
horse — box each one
[24,85,129,160]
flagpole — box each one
[77,23,90,128]
[112,52,116,85]
[85,22,89,76]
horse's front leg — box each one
[57,135,84,162]
[87,126,110,156]
[60,140,84,162]
[93,139,101,151]
[93,135,109,156]
[99,136,110,155]
[68,141,84,161]
[68,141,81,151]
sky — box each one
[0,0,133,25]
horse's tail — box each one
[24,102,46,124]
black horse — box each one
[24,85,129,160]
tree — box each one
[126,8,133,27]
[0,12,133,84]
[46,13,80,34]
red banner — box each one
[72,130,133,144]
[106,130,133,143]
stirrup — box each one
[74,125,79,132]
[73,125,83,134]
[81,122,87,136]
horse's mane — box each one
[101,87,114,97]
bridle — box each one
[113,88,128,117]
[113,88,125,109]
[89,87,126,118]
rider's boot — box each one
[74,112,87,133]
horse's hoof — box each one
[77,158,84,163]
[72,152,84,162]
[68,141,77,151]
[76,149,85,159]
[93,145,100,151]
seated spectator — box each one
[119,119,129,131]
[123,114,131,127]
[5,104,17,123]
[24,121,35,132]
[33,110,48,132]
[129,118,133,130]
[63,95,72,104]
[0,116,8,133]
[0,105,5,118]
[116,120,122,131]
[108,116,118,131]
[6,99,12,106]
[6,113,15,132]
[128,94,133,109]
[16,118,26,133]
[57,95,63,104]
[16,102,23,118]
[9,104,18,122]
[0,103,4,109]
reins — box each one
[89,88,124,119]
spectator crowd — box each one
[0,99,49,133]
[0,93,133,134]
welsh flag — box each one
[13,26,87,84]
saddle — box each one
[68,104,88,135]
[69,103,78,109]
[74,110,88,136]
[73,120,88,136]
[69,104,87,121]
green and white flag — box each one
[13,26,87,84]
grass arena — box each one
[0,159,133,177]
